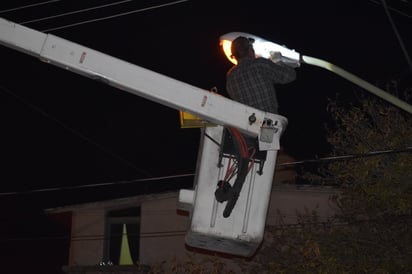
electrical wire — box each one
[367,0,412,19]
[381,0,412,70]
[38,0,190,32]
[0,0,62,14]
[2,215,411,243]
[0,146,410,196]
[0,173,195,196]
[0,0,190,32]
[0,230,187,242]
[277,146,412,167]
[0,85,151,177]
[19,0,134,25]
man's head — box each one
[231,36,255,60]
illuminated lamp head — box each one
[220,39,237,65]
[220,32,301,66]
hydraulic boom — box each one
[0,18,288,257]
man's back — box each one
[226,57,296,114]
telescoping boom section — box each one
[0,18,285,148]
[0,18,287,257]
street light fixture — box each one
[219,32,412,115]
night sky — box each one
[0,0,411,271]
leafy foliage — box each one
[280,79,412,272]
[323,82,412,219]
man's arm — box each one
[268,58,297,84]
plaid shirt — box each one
[226,57,296,114]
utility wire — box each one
[0,230,187,242]
[367,0,412,19]
[1,147,411,196]
[2,215,412,243]
[0,0,190,32]
[19,0,134,25]
[381,0,412,70]
[0,85,151,177]
[0,173,195,196]
[277,146,412,167]
[0,0,62,14]
[38,0,190,32]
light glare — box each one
[219,32,301,66]
[220,39,237,65]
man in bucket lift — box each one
[215,36,297,217]
[226,35,297,115]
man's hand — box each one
[269,51,282,63]
[270,51,301,68]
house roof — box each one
[45,184,340,214]
[45,191,179,213]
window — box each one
[104,207,140,265]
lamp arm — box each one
[302,55,412,115]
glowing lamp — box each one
[219,32,301,67]
[219,32,412,115]
[220,39,237,64]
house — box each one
[47,182,340,274]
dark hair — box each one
[231,36,255,59]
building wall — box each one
[267,185,339,225]
[69,209,106,266]
[139,195,189,265]
[138,186,339,265]
[65,187,339,267]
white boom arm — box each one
[0,18,286,150]
[0,18,289,257]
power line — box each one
[0,0,62,14]
[0,230,187,243]
[367,0,412,19]
[381,0,412,70]
[38,0,190,32]
[277,146,412,167]
[0,173,195,196]
[2,215,412,243]
[19,0,134,25]
[1,147,411,196]
[0,0,190,32]
[0,85,151,177]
